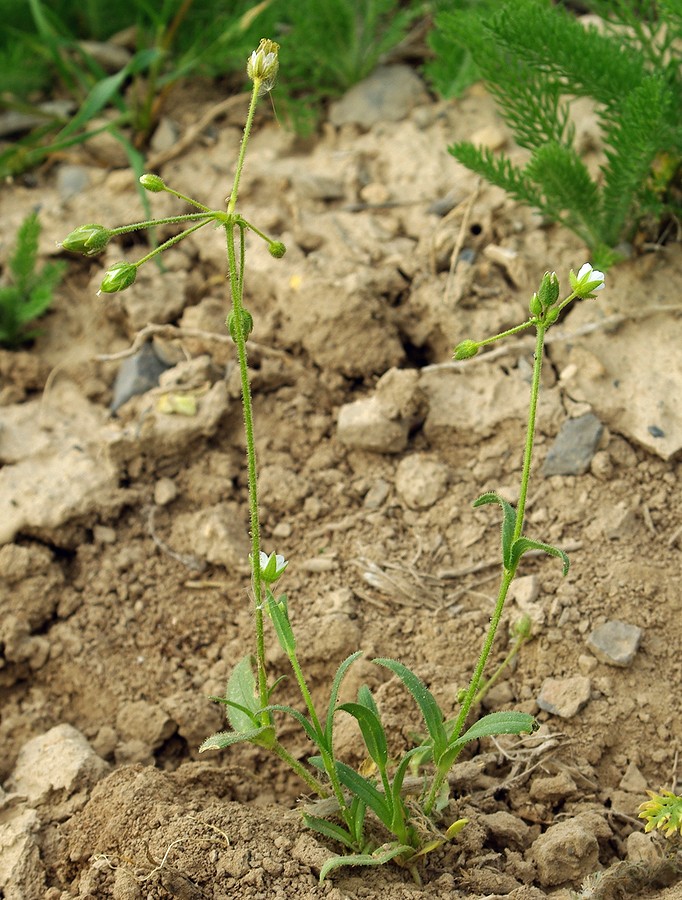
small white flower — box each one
[570,262,605,298]
[256,550,288,583]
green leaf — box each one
[224,655,261,733]
[509,537,569,576]
[473,492,517,570]
[451,710,537,751]
[338,702,389,774]
[323,650,363,751]
[319,844,415,883]
[302,813,359,851]
[263,703,319,745]
[265,590,296,655]
[372,658,448,760]
[333,761,392,830]
[199,725,274,752]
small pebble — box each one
[543,413,603,476]
[154,477,178,506]
[586,620,642,667]
[537,675,591,718]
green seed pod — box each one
[453,339,479,360]
[268,241,286,259]
[61,224,111,256]
[139,173,165,192]
[227,308,254,342]
[99,262,137,293]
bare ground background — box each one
[1,67,681,900]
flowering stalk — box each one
[426,264,605,815]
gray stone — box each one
[8,724,109,804]
[531,815,601,886]
[542,413,603,476]
[111,341,172,412]
[0,806,46,900]
[329,65,427,128]
[587,620,642,667]
[395,453,449,510]
[337,396,409,453]
[537,675,591,718]
[56,164,91,200]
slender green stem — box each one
[109,213,213,235]
[475,318,536,350]
[133,218,212,267]
[160,187,213,213]
[227,84,261,215]
[271,740,329,796]
[513,323,546,542]
[225,222,269,720]
[473,629,528,706]
[425,321,550,815]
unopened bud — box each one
[99,261,137,294]
[537,271,560,308]
[268,241,286,259]
[529,292,542,317]
[453,339,479,360]
[61,224,111,256]
[139,173,165,193]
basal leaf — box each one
[319,844,415,883]
[323,650,363,751]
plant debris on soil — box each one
[1,66,681,900]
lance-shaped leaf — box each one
[373,658,448,761]
[332,760,392,830]
[262,703,319,745]
[437,710,536,771]
[303,813,359,851]
[323,650,363,752]
[473,491,517,569]
[319,844,415,883]
[265,590,296,655]
[199,725,274,752]
[338,702,389,774]
[221,655,261,733]
[510,536,569,576]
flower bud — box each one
[536,271,560,308]
[529,292,542,317]
[99,262,137,294]
[61,224,111,256]
[139,173,165,192]
[227,307,254,342]
[569,262,605,299]
[268,241,286,259]
[544,307,560,325]
[247,39,279,95]
[453,339,479,360]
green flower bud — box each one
[529,292,542,317]
[536,271,560,308]
[512,613,533,639]
[247,39,279,95]
[227,308,254,342]
[453,339,479,360]
[61,224,111,256]
[139,173,165,193]
[268,241,286,259]
[99,262,137,294]
[544,307,560,325]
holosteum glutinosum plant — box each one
[62,41,607,884]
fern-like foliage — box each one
[436,0,682,267]
[0,211,66,348]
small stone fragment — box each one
[531,815,601,886]
[364,478,390,508]
[480,810,531,849]
[537,675,591,718]
[618,761,648,794]
[587,620,642,667]
[154,477,178,506]
[329,65,427,128]
[395,453,449,510]
[542,413,603,476]
[337,396,408,453]
[8,724,110,804]
[529,771,578,803]
[116,700,176,749]
[111,342,172,412]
